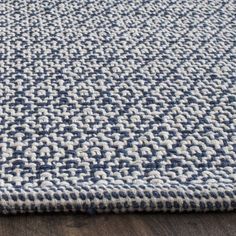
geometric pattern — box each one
[0,0,236,213]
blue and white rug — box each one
[1,0,236,213]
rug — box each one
[1,0,235,214]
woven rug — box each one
[1,0,236,214]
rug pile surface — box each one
[1,0,236,213]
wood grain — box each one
[0,212,235,236]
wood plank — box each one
[0,212,235,236]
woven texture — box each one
[1,0,236,214]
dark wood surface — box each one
[0,211,235,236]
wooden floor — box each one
[0,212,235,236]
